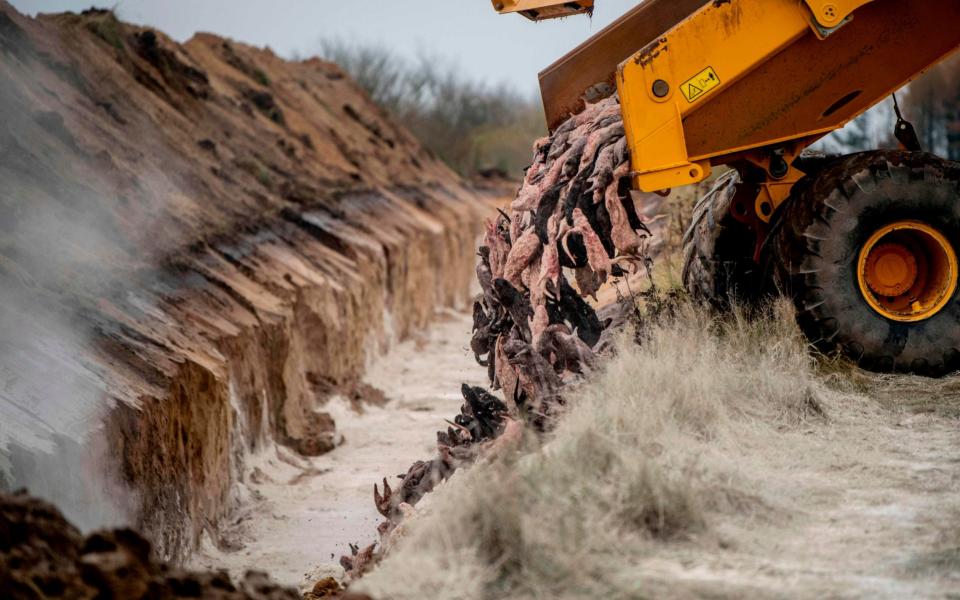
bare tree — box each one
[902,53,960,160]
[318,40,546,178]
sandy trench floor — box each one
[189,308,488,589]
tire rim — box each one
[857,221,958,322]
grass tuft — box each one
[357,296,831,599]
[83,10,124,50]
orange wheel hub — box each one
[864,242,918,297]
[857,221,958,322]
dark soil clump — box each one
[0,491,299,600]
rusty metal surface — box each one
[684,0,960,162]
[537,0,708,131]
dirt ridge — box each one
[0,3,483,561]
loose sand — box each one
[189,308,488,589]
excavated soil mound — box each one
[0,3,484,561]
[0,490,299,599]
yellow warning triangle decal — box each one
[687,83,703,100]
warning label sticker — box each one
[681,67,720,103]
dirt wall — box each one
[0,4,484,561]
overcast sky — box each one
[10,0,638,93]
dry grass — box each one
[904,511,960,578]
[356,297,837,600]
[817,358,960,418]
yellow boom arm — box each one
[499,0,960,206]
[619,0,889,192]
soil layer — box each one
[0,3,483,562]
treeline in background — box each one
[319,40,545,180]
[320,42,960,179]
[812,54,960,157]
[899,53,960,159]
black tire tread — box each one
[682,170,760,307]
[770,150,960,376]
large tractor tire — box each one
[771,150,960,376]
[682,170,764,307]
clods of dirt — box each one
[0,490,299,599]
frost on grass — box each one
[357,299,831,600]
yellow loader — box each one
[493,0,960,376]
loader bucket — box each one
[538,0,709,131]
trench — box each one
[2,188,487,562]
[188,308,488,588]
[93,192,485,562]
[0,2,492,569]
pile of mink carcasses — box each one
[342,96,653,579]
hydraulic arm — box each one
[501,0,959,196]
